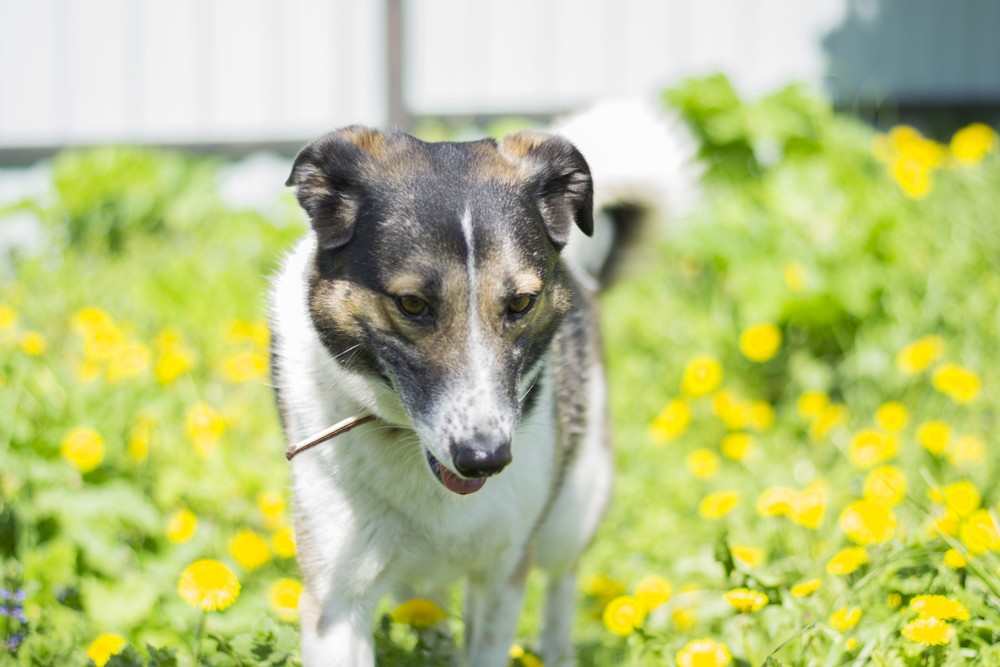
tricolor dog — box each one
[270,102,696,666]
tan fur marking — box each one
[339,126,388,157]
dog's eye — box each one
[507,293,536,317]
[396,295,429,318]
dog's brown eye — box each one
[507,293,536,317]
[397,295,429,317]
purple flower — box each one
[5,631,25,652]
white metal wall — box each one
[0,0,385,148]
[0,0,997,149]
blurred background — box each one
[1,0,999,160]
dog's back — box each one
[270,102,697,666]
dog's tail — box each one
[554,99,702,289]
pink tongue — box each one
[439,467,487,495]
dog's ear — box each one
[498,131,594,249]
[286,126,387,250]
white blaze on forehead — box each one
[458,207,509,436]
[460,207,489,385]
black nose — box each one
[450,438,512,478]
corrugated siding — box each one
[0,0,385,147]
[0,0,997,148]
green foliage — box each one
[2,75,1000,665]
[49,147,218,253]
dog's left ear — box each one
[499,132,594,250]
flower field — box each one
[2,76,999,665]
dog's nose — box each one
[450,438,512,478]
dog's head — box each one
[287,126,592,495]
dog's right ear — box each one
[286,126,387,250]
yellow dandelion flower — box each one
[839,499,897,545]
[909,595,969,621]
[848,429,898,469]
[699,491,739,520]
[222,349,268,383]
[720,433,754,461]
[186,402,226,457]
[225,319,270,347]
[959,509,1000,555]
[875,402,908,432]
[650,399,691,444]
[845,637,859,651]
[797,391,829,421]
[809,403,848,441]
[863,466,907,506]
[675,638,732,667]
[257,491,286,529]
[950,123,997,165]
[943,548,967,570]
[827,547,869,575]
[105,341,150,382]
[583,574,626,605]
[602,595,646,636]
[681,356,723,398]
[902,616,955,646]
[888,126,946,167]
[712,390,749,430]
[509,645,544,667]
[272,526,297,559]
[931,510,961,538]
[86,633,127,667]
[887,593,903,608]
[155,343,195,385]
[77,359,102,382]
[783,262,807,292]
[932,363,981,403]
[269,578,303,621]
[177,559,241,612]
[391,597,447,629]
[671,606,698,632]
[931,480,981,518]
[830,606,862,632]
[745,400,775,431]
[756,486,795,517]
[73,306,114,334]
[60,426,105,473]
[18,330,46,356]
[790,578,821,598]
[895,335,944,374]
[731,545,765,569]
[0,304,17,332]
[229,529,271,571]
[166,509,198,544]
[687,448,720,480]
[724,587,768,613]
[738,323,782,363]
[634,575,672,612]
[128,415,155,462]
[789,486,828,530]
[946,434,986,467]
[917,420,950,456]
[82,325,125,362]
[891,156,932,199]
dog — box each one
[269,101,697,666]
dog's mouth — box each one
[425,451,487,495]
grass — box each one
[2,77,999,666]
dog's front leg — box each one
[299,584,380,667]
[464,546,533,667]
